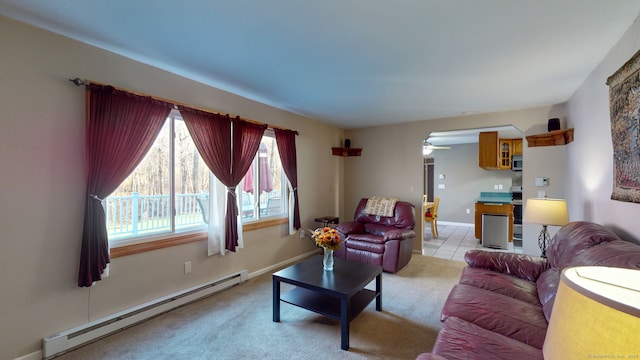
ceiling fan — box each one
[422,140,451,155]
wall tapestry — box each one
[607,49,640,203]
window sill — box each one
[110,216,288,258]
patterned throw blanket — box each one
[364,196,398,217]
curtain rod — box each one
[68,78,298,134]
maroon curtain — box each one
[79,85,172,287]
[274,129,301,230]
[179,106,266,251]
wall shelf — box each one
[332,147,362,156]
[526,128,574,147]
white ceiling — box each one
[2,1,639,129]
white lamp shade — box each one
[523,198,569,226]
[543,266,640,360]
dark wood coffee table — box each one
[272,255,382,350]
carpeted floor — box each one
[56,255,465,360]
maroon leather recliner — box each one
[335,198,416,273]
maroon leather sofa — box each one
[335,198,415,273]
[417,221,640,360]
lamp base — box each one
[538,225,551,258]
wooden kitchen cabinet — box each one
[478,131,499,169]
[498,139,512,169]
[474,202,514,241]
[479,132,523,170]
[512,138,523,155]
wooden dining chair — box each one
[425,196,440,238]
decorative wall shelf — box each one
[526,128,574,147]
[332,147,362,156]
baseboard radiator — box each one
[43,270,248,359]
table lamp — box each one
[523,197,569,257]
[543,266,640,360]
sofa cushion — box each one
[547,221,622,270]
[335,221,364,236]
[343,238,385,253]
[353,198,416,229]
[464,250,549,282]
[346,233,386,245]
[573,239,640,268]
[383,228,416,241]
[458,267,540,305]
[535,268,560,321]
[364,223,393,237]
[430,317,543,360]
[441,284,548,348]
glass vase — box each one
[323,248,334,271]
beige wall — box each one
[343,106,569,254]
[432,143,515,224]
[4,11,640,359]
[341,14,640,255]
[565,16,640,244]
[0,16,345,359]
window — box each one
[105,110,209,242]
[105,111,287,243]
[240,130,288,222]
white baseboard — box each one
[42,270,248,359]
[248,249,317,279]
[14,350,41,360]
[438,221,474,227]
[18,251,318,360]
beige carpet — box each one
[57,255,465,360]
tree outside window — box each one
[105,111,287,243]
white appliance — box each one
[482,214,509,249]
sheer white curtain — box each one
[286,181,296,235]
[207,175,245,256]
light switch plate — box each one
[534,177,549,187]
[438,184,445,189]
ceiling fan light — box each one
[422,143,433,156]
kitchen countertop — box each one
[477,192,513,204]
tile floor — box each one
[423,223,522,262]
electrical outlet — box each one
[299,230,306,239]
[466,209,470,214]
[438,184,445,189]
[184,261,192,274]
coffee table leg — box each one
[341,297,349,350]
[376,273,382,311]
[272,277,280,322]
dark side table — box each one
[315,216,339,228]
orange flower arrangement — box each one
[312,227,341,250]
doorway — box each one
[424,157,434,202]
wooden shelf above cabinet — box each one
[526,128,574,147]
[332,147,362,156]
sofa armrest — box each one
[464,250,550,282]
[383,228,416,241]
[335,221,365,235]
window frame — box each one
[107,113,289,257]
[240,130,288,224]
